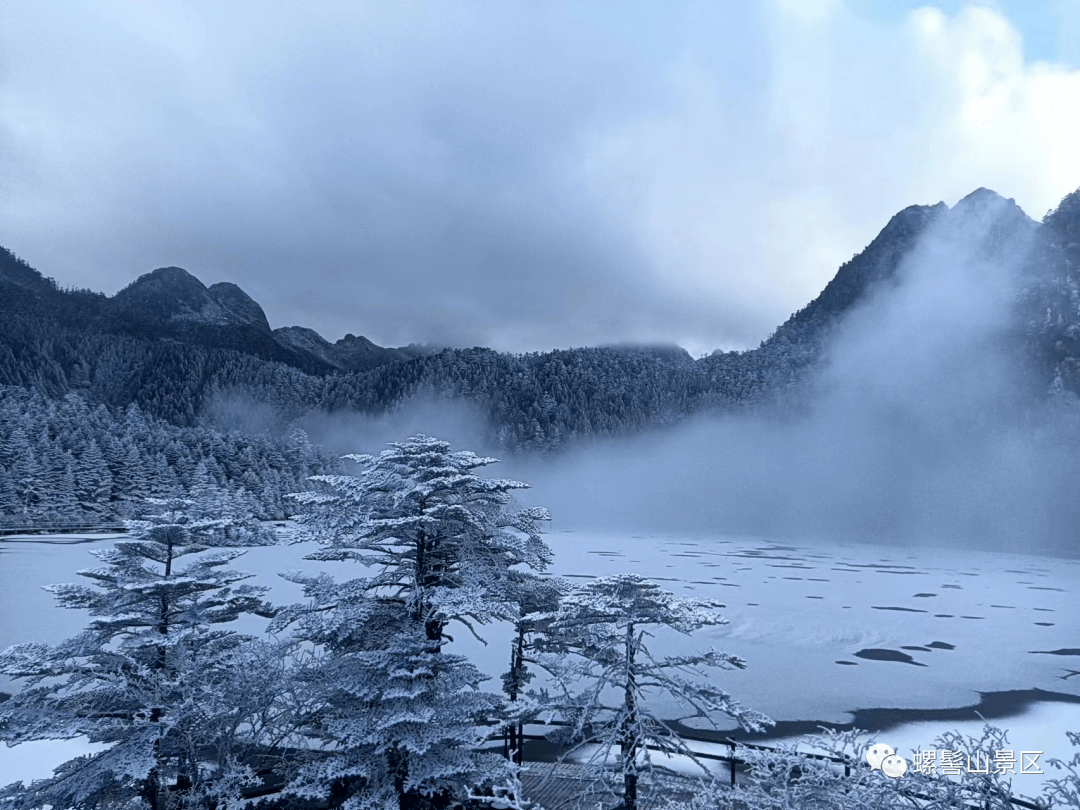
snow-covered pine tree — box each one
[0,496,277,809]
[278,435,552,810]
[185,470,277,546]
[500,573,568,765]
[74,439,113,519]
[538,573,773,810]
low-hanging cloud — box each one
[507,193,1080,556]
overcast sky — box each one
[2,1,1080,355]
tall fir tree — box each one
[539,573,772,810]
[0,496,275,809]
[278,435,552,810]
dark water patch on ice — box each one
[902,646,933,652]
[1034,608,1055,612]
[782,577,804,581]
[843,563,918,570]
[671,553,704,558]
[808,578,830,582]
[1004,570,1031,574]
[716,582,741,587]
[726,552,805,562]
[957,572,979,577]
[835,660,858,666]
[767,563,814,569]
[926,641,955,649]
[871,606,928,613]
[587,551,624,557]
[942,584,963,589]
[689,581,714,585]
[831,567,863,572]
[914,593,937,597]
[934,614,955,618]
[563,574,597,579]
[853,648,927,666]
[746,602,758,606]
[1035,622,1055,627]
[1029,586,1066,592]
[648,577,680,581]
[959,616,985,620]
[1030,649,1080,656]
[686,689,1080,743]
[873,570,925,575]
[990,605,1015,609]
[806,596,824,599]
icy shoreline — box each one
[2,526,1078,794]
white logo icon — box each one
[881,754,908,778]
[866,743,907,778]
[866,743,895,770]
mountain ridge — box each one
[2,184,1079,451]
[0,257,431,374]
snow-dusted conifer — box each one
[289,434,552,644]
[500,573,569,764]
[279,435,552,810]
[539,573,772,810]
[0,496,275,809]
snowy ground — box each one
[2,526,1079,801]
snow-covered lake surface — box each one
[3,526,1079,801]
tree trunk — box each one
[146,530,177,807]
[141,768,162,810]
[621,623,639,810]
[508,623,526,764]
[389,745,409,810]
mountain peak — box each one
[114,267,270,331]
[950,187,1027,218]
[207,282,271,332]
[945,187,1037,259]
[115,266,208,308]
[145,265,201,282]
[957,186,1006,204]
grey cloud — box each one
[0,1,778,353]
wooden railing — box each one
[497,726,1045,810]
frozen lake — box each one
[2,526,1079,801]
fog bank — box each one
[508,193,1080,556]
